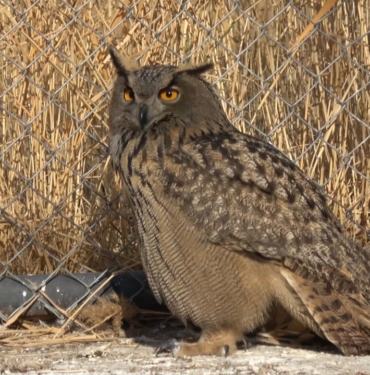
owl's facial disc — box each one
[133,87,180,129]
[122,91,166,130]
[134,99,167,130]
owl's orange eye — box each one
[159,88,179,102]
[124,88,135,102]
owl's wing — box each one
[164,130,370,293]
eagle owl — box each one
[108,47,370,357]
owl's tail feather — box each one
[280,268,370,356]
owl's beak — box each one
[139,104,148,129]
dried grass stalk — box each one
[0,0,369,277]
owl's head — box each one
[109,47,226,134]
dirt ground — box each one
[1,327,370,375]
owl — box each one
[108,47,370,357]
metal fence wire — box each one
[0,0,370,326]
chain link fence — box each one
[0,0,370,329]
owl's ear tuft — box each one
[109,46,139,75]
[176,63,214,77]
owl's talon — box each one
[155,339,180,357]
[223,344,230,357]
[242,338,248,351]
[236,337,250,352]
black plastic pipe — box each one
[0,271,167,322]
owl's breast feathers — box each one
[116,122,370,299]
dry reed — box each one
[1,0,369,277]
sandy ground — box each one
[1,329,370,375]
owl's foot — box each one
[155,339,180,356]
[155,329,242,357]
[155,339,231,357]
